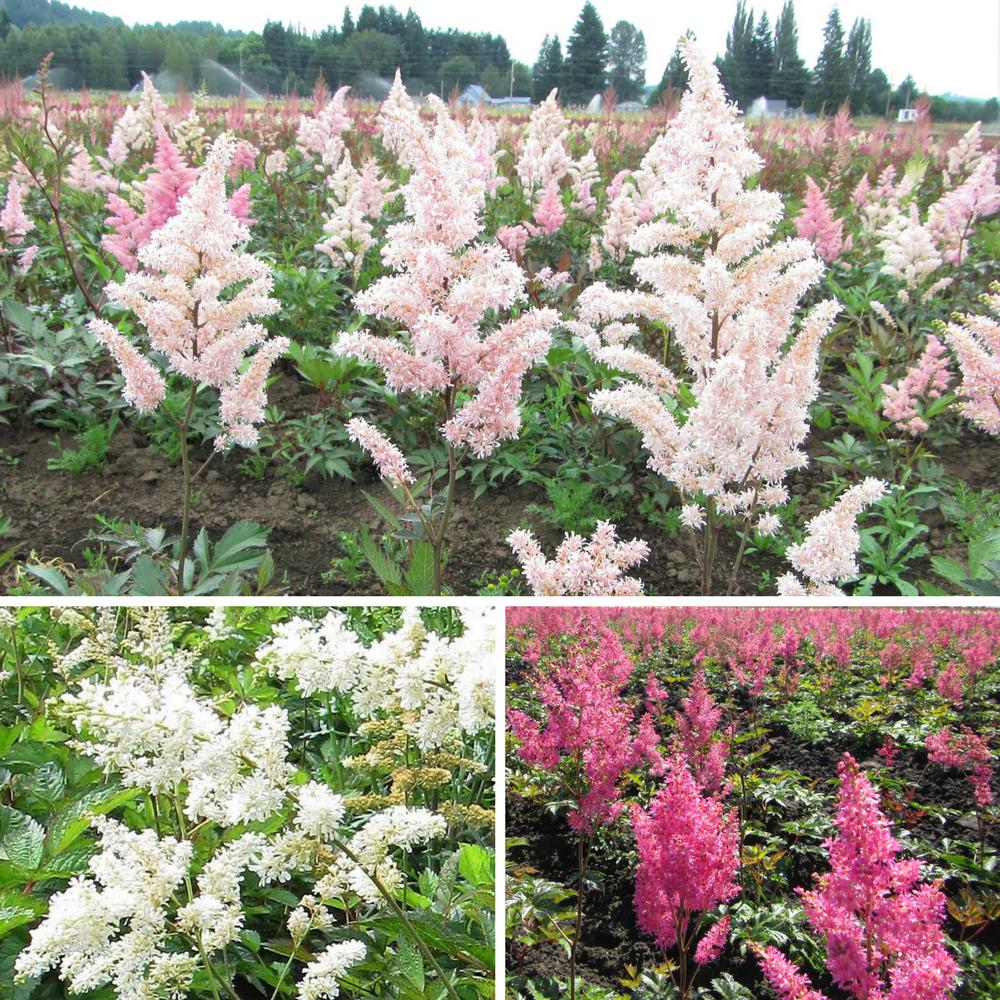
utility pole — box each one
[509,61,514,98]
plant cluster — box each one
[0,604,496,1000]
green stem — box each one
[333,839,463,1000]
[175,383,199,595]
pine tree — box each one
[532,34,563,102]
[748,12,773,100]
[650,32,692,106]
[607,20,646,102]
[845,17,872,114]
[770,0,809,106]
[341,9,354,37]
[809,6,850,114]
[562,2,607,104]
[718,0,756,108]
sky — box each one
[80,0,1000,99]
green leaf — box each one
[457,844,493,888]
[403,541,437,596]
[0,808,44,871]
[0,890,45,938]
[397,937,425,992]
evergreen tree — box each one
[649,31,692,106]
[808,6,850,113]
[401,9,428,80]
[770,0,809,106]
[607,19,646,102]
[718,0,755,108]
[748,11,772,100]
[532,33,563,101]
[562,2,607,104]
[845,16,872,114]
[341,9,354,36]
[356,5,378,33]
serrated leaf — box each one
[397,936,425,991]
[0,808,44,871]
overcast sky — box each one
[81,0,999,99]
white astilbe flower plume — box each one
[14,817,194,1000]
[61,636,295,825]
[941,285,1000,435]
[89,132,287,449]
[298,940,367,1000]
[256,606,495,749]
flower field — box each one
[0,39,998,596]
[505,607,1000,999]
[0,604,496,1000]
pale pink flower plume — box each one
[532,177,566,235]
[88,319,167,413]
[345,417,414,487]
[779,478,887,595]
[632,752,740,950]
[926,726,994,808]
[0,177,32,245]
[507,521,649,596]
[881,335,952,435]
[575,40,839,540]
[337,78,556,461]
[926,150,1000,264]
[495,223,531,259]
[795,177,850,261]
[89,133,284,449]
[295,86,352,170]
[317,155,392,277]
[941,285,1000,435]
[516,88,574,194]
[943,122,984,187]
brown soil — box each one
[1,401,997,596]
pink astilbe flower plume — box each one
[345,417,414,488]
[881,335,953,435]
[632,752,739,966]
[507,521,649,596]
[674,670,729,795]
[926,726,994,809]
[569,38,847,594]
[761,753,958,1000]
[795,177,850,261]
[102,127,199,271]
[926,151,1000,265]
[508,620,665,834]
[755,944,830,1000]
[88,133,286,449]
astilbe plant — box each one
[633,752,740,998]
[336,75,557,594]
[926,725,993,861]
[88,132,287,592]
[571,38,851,595]
[795,177,850,262]
[506,519,650,596]
[757,753,959,1000]
[508,620,664,999]
[13,608,468,1000]
[940,284,1000,435]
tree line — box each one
[0,0,994,123]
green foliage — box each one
[47,414,118,473]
